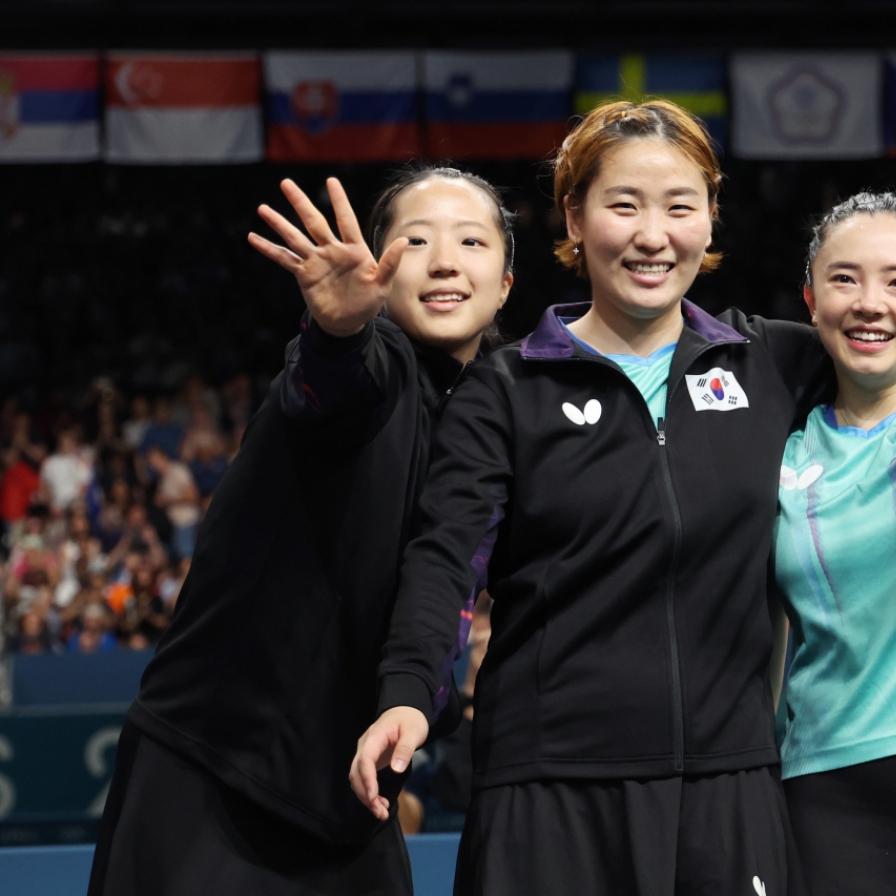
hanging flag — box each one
[575,54,728,148]
[265,52,418,162]
[885,53,896,156]
[0,54,100,162]
[731,52,882,159]
[105,52,263,164]
[423,51,573,159]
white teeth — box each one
[422,293,466,303]
[629,263,671,274]
[848,331,892,342]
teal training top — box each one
[774,404,896,779]
[559,319,676,425]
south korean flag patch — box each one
[684,368,750,412]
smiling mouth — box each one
[624,262,674,275]
[420,292,469,304]
[846,329,894,344]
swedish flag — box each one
[575,54,728,149]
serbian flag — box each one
[731,52,883,159]
[575,54,728,148]
[105,52,263,163]
[265,52,418,162]
[0,54,100,162]
[423,51,573,159]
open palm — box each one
[249,177,408,338]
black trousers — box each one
[455,767,805,896]
[88,720,413,896]
[784,755,896,896]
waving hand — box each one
[249,178,408,338]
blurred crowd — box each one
[0,375,255,657]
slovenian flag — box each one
[105,52,264,164]
[264,51,419,162]
[423,51,573,159]
[576,54,728,149]
[0,54,100,162]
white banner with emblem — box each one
[730,52,883,159]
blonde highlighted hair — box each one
[554,99,723,279]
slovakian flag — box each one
[731,52,883,159]
[0,54,100,162]
[105,52,263,163]
[575,54,728,148]
[423,51,573,159]
[264,52,419,162]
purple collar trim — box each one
[520,299,747,360]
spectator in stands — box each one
[121,396,152,452]
[0,417,46,553]
[39,427,92,515]
[7,608,55,655]
[54,506,103,610]
[180,406,229,508]
[144,445,200,559]
[68,603,117,653]
[138,397,183,460]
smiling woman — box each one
[772,191,896,896]
[351,99,834,896]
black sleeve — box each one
[717,310,836,425]
[377,366,513,725]
[278,313,414,447]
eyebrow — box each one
[603,185,701,198]
[398,218,489,230]
[826,262,896,273]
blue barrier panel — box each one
[0,711,125,845]
[10,650,152,707]
[0,834,461,896]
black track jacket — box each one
[129,314,464,844]
[378,301,832,789]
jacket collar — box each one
[520,299,748,360]
[410,337,469,394]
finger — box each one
[389,732,417,774]
[370,795,390,821]
[256,204,316,259]
[327,178,365,246]
[356,743,385,804]
[247,233,304,272]
[280,179,338,247]
[374,237,409,288]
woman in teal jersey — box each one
[773,191,896,895]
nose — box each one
[852,285,887,317]
[427,235,460,277]
[633,210,668,254]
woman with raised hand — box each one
[351,100,832,896]
[772,192,896,896]
[87,165,513,896]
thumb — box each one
[389,732,418,774]
[374,237,409,288]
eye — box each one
[610,202,637,212]
[831,273,855,284]
[462,237,484,247]
[669,204,695,213]
[406,236,426,246]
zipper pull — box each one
[657,417,666,446]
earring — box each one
[572,244,580,256]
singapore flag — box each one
[684,368,750,412]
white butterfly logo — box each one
[780,464,824,491]
[752,876,767,896]
[562,399,602,426]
